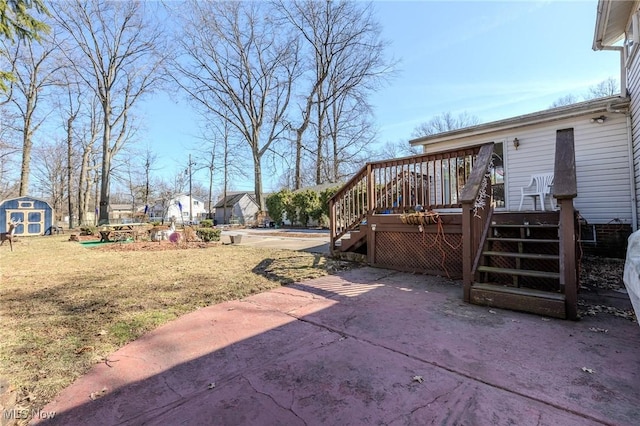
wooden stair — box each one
[334,224,367,252]
[470,212,566,318]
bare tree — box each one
[0,106,21,198]
[32,138,66,216]
[76,95,100,225]
[412,111,480,138]
[549,94,580,109]
[376,139,421,160]
[586,77,619,99]
[2,32,61,195]
[549,77,619,108]
[276,0,394,189]
[172,1,297,211]
[53,0,166,224]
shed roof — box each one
[213,193,257,209]
[0,195,53,209]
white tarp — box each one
[622,231,640,326]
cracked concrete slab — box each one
[37,267,640,425]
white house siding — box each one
[421,112,632,225]
[627,47,640,227]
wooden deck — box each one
[330,130,579,319]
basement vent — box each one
[579,224,597,244]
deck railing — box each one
[329,146,482,249]
[460,143,495,302]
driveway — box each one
[37,267,639,425]
[220,228,330,254]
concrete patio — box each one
[37,267,639,425]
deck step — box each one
[486,237,559,243]
[477,266,560,279]
[470,282,566,319]
[491,224,558,229]
[472,282,565,301]
[482,251,559,260]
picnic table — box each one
[99,223,147,242]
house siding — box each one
[420,112,632,225]
[627,41,640,228]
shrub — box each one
[266,190,292,226]
[292,190,319,227]
[196,228,221,242]
[80,225,96,236]
[200,219,213,228]
[319,186,340,218]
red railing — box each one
[329,146,482,250]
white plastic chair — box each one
[518,173,555,211]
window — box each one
[19,201,33,208]
[625,12,640,64]
[490,142,505,208]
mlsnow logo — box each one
[3,408,56,420]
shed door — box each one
[6,209,45,235]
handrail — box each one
[554,128,578,320]
[329,145,483,252]
[461,143,495,302]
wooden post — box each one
[559,199,577,320]
[367,163,374,213]
[462,202,473,302]
[554,128,578,320]
[329,198,336,256]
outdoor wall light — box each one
[513,137,520,150]
[590,115,607,123]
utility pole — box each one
[188,154,197,224]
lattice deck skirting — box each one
[373,230,462,278]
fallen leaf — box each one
[75,346,94,355]
[96,330,108,336]
[90,387,108,400]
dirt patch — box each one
[580,255,625,290]
[93,240,222,251]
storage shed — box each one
[0,196,54,236]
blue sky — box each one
[138,0,620,192]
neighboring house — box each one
[148,194,208,224]
[409,95,634,256]
[0,196,54,236]
[109,204,135,223]
[213,192,259,225]
[593,0,640,234]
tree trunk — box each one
[19,124,33,196]
[99,102,111,225]
[67,117,74,229]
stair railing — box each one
[460,143,495,302]
[553,128,578,320]
[329,146,482,252]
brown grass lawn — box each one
[0,235,352,415]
